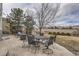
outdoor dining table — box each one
[34,36,50,44]
[35,36,49,39]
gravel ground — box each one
[0,35,74,56]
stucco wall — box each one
[0,3,2,40]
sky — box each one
[3,3,79,26]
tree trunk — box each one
[10,23,12,34]
[26,28,30,35]
[16,21,20,34]
[39,27,42,36]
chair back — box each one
[20,34,26,40]
[27,35,35,45]
[48,36,54,45]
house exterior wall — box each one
[2,18,10,34]
[0,3,2,40]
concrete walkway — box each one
[0,35,75,56]
[49,43,74,56]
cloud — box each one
[58,3,79,16]
[55,17,79,26]
[3,3,34,16]
[3,3,79,26]
[54,3,79,26]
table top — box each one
[35,36,49,39]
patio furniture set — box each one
[19,33,56,55]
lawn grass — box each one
[56,35,79,55]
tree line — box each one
[4,3,61,36]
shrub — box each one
[61,32,66,35]
[53,32,57,35]
[48,32,52,35]
[66,33,71,36]
[57,32,61,35]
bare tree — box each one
[34,3,60,35]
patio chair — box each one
[44,36,54,49]
[27,35,40,54]
[42,36,54,55]
[53,35,57,42]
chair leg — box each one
[22,41,25,48]
[42,48,53,56]
[33,46,39,55]
[34,47,37,54]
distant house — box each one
[72,30,79,36]
[72,25,79,30]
